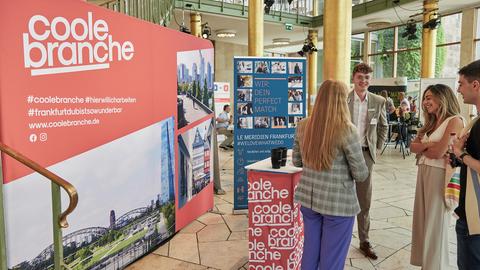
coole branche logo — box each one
[23,12,134,76]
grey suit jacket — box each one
[347,91,388,162]
[292,120,369,216]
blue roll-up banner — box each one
[233,57,307,210]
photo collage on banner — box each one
[176,49,215,209]
[233,57,307,209]
[0,0,214,269]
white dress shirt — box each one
[217,111,230,128]
[353,92,368,147]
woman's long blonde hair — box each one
[419,84,460,136]
[301,80,352,171]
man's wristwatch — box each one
[459,152,470,163]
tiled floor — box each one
[126,146,459,270]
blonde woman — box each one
[410,84,464,270]
[292,80,369,270]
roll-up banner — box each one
[0,0,214,269]
[233,57,306,210]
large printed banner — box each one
[233,57,306,209]
[0,0,213,269]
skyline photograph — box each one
[3,117,175,269]
[177,48,215,129]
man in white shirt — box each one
[216,105,233,150]
[348,63,388,260]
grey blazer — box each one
[293,120,369,216]
[347,91,388,162]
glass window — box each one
[350,57,363,75]
[476,41,480,60]
[351,33,365,59]
[476,8,480,38]
[398,22,422,50]
[371,53,393,78]
[435,44,461,78]
[397,49,421,80]
[438,13,462,44]
[370,28,395,54]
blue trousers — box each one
[457,218,480,270]
[300,206,354,270]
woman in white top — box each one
[410,84,464,270]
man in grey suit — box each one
[348,63,388,260]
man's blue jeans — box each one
[456,218,480,270]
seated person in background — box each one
[410,98,418,117]
[380,90,396,121]
[216,105,233,150]
[399,92,410,113]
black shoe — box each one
[359,242,378,260]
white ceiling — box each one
[169,0,480,53]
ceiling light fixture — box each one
[423,13,441,30]
[264,0,275,14]
[216,29,236,38]
[272,38,290,46]
[402,19,418,40]
[366,18,392,29]
[202,23,211,39]
[179,25,191,34]
[297,38,317,57]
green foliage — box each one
[351,38,363,58]
[196,81,202,100]
[76,247,93,265]
[178,83,189,95]
[191,81,197,97]
[374,28,394,77]
[96,230,122,247]
[373,24,446,79]
[202,78,209,106]
[397,23,422,79]
[161,202,176,233]
[398,50,421,79]
[435,25,446,77]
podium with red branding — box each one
[246,156,303,270]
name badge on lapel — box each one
[370,118,378,125]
